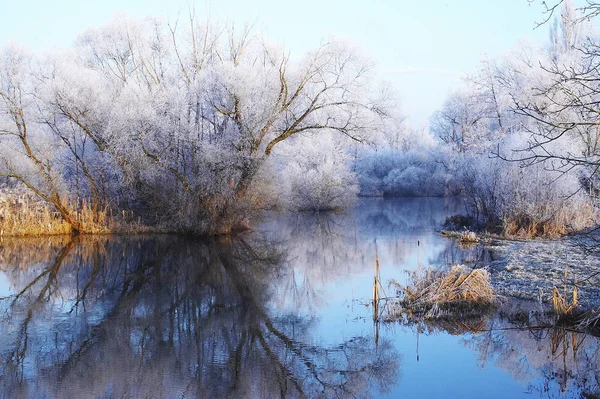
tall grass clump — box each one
[0,186,153,236]
[550,284,600,335]
[386,265,497,320]
[0,200,114,236]
[0,204,73,236]
[548,271,600,335]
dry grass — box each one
[549,274,600,336]
[503,203,598,239]
[0,194,153,237]
[0,203,73,236]
[386,265,497,320]
[552,286,578,317]
[0,201,112,236]
[440,230,479,243]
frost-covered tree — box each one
[0,15,390,234]
[430,87,491,153]
[428,5,600,236]
[274,133,359,211]
[430,55,522,153]
[0,48,90,232]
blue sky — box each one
[0,0,560,126]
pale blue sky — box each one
[0,0,562,126]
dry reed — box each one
[0,192,153,237]
[552,286,578,317]
[549,271,600,336]
[387,265,497,320]
[0,202,73,236]
[440,230,479,243]
[503,202,598,239]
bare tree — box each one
[0,49,85,233]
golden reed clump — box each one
[386,265,497,320]
[0,192,150,237]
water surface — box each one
[0,198,598,398]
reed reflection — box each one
[399,302,600,398]
[464,313,600,398]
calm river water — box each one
[0,198,598,398]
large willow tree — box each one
[0,15,387,234]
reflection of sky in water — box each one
[0,198,598,398]
[0,271,11,297]
[395,332,528,398]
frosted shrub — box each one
[456,133,597,237]
[383,166,438,196]
[275,134,359,211]
[355,150,448,197]
[289,167,358,211]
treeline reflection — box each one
[1,198,599,398]
[0,235,398,398]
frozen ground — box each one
[481,235,600,308]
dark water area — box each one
[0,198,599,398]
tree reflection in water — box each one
[462,310,600,398]
[0,235,399,399]
[2,198,600,398]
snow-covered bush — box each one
[354,149,448,197]
[273,134,359,211]
[454,133,597,237]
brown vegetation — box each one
[0,189,152,237]
[553,296,600,336]
[503,203,598,239]
[549,275,600,336]
[441,201,598,240]
[386,265,497,320]
[440,230,480,243]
